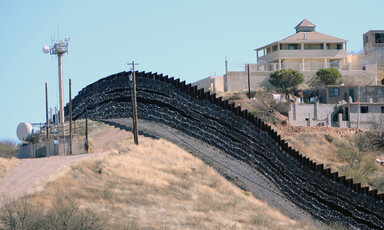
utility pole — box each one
[247,64,251,99]
[85,110,89,153]
[128,61,139,145]
[357,84,361,129]
[45,82,49,140]
[69,78,72,155]
[225,58,228,76]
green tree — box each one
[269,69,304,98]
[316,68,341,85]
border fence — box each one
[66,70,384,229]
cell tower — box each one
[43,38,70,124]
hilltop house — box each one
[193,20,377,93]
[255,19,348,72]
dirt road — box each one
[0,153,104,205]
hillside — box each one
[225,90,384,193]
[0,122,317,230]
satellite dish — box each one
[42,46,50,54]
[16,122,33,141]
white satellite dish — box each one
[16,122,33,141]
[42,46,50,54]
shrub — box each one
[0,198,108,230]
[372,174,384,192]
[269,69,304,97]
[0,140,19,158]
[0,198,42,230]
[337,147,376,185]
[316,68,341,85]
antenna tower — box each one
[43,37,70,124]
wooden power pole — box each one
[69,78,72,155]
[85,110,89,153]
[128,61,139,145]
[45,82,49,140]
[247,64,251,99]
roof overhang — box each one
[254,40,348,51]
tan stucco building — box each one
[255,19,348,71]
[364,30,384,55]
[193,19,378,93]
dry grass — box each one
[0,139,20,180]
[285,133,350,171]
[0,140,19,159]
[23,134,315,229]
[285,131,384,192]
[0,157,19,180]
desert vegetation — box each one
[218,90,384,193]
[0,197,107,230]
[269,69,304,98]
[284,130,384,193]
[0,140,20,180]
[0,140,19,159]
[315,68,342,85]
[0,133,316,229]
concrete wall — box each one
[289,102,336,127]
[347,103,384,129]
[224,71,273,92]
[325,85,384,104]
[193,62,377,93]
[17,138,86,159]
[192,76,224,93]
[222,68,376,92]
[17,139,58,159]
[364,31,384,54]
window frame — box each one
[361,106,369,114]
[329,88,340,97]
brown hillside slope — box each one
[0,121,318,230]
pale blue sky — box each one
[0,0,383,141]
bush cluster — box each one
[0,198,108,230]
[0,140,19,158]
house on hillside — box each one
[193,19,377,93]
[289,85,384,129]
[363,30,384,82]
[255,19,348,72]
[364,30,384,57]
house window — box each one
[361,106,369,113]
[365,36,368,44]
[381,106,384,113]
[375,33,384,43]
[329,88,340,97]
[288,44,299,50]
[336,44,343,50]
[326,44,330,50]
